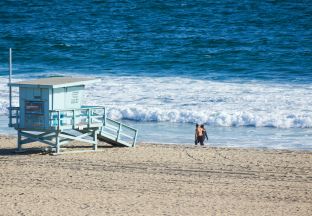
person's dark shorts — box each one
[197,136,204,145]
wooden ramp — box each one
[98,118,138,147]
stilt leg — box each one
[17,130,22,152]
[55,132,60,154]
[15,130,25,153]
[93,129,98,151]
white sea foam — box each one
[1,74,312,128]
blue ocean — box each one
[0,0,311,149]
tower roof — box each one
[9,77,100,88]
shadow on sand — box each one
[0,145,116,156]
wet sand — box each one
[0,135,311,215]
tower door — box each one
[24,101,45,129]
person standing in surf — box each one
[194,124,199,145]
[201,124,208,145]
[196,124,208,146]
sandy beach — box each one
[0,135,311,216]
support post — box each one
[55,132,60,154]
[17,129,22,151]
[93,129,98,151]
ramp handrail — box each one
[101,117,138,147]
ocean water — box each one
[0,1,311,149]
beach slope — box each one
[0,136,311,215]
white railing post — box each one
[103,107,106,126]
[133,130,138,147]
[87,108,91,127]
[16,109,19,127]
[57,111,60,130]
[73,109,76,128]
[116,123,122,141]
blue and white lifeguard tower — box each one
[7,51,137,154]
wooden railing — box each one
[8,106,20,128]
[49,106,106,130]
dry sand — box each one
[0,135,311,216]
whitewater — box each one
[1,74,311,129]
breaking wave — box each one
[1,74,312,128]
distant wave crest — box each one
[107,107,312,128]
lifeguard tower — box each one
[5,62,137,154]
[8,76,138,154]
